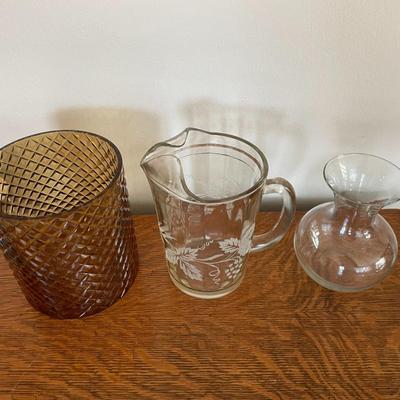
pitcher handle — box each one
[250,177,296,253]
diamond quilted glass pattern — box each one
[0,131,137,318]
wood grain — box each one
[0,211,400,399]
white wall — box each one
[1,0,399,212]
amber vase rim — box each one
[0,129,123,221]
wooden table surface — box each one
[1,211,400,399]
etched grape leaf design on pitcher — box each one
[218,221,255,280]
[159,221,255,288]
[219,221,255,257]
[165,247,203,281]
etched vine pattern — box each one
[159,221,255,287]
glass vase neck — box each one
[333,193,382,228]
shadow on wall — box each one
[181,99,311,209]
[333,118,400,209]
[334,118,400,156]
[55,107,161,214]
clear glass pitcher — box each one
[141,128,296,298]
[294,153,400,292]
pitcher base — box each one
[168,273,245,299]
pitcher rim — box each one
[140,127,269,205]
[0,129,123,221]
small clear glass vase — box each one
[294,153,400,292]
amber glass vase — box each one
[0,130,138,318]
